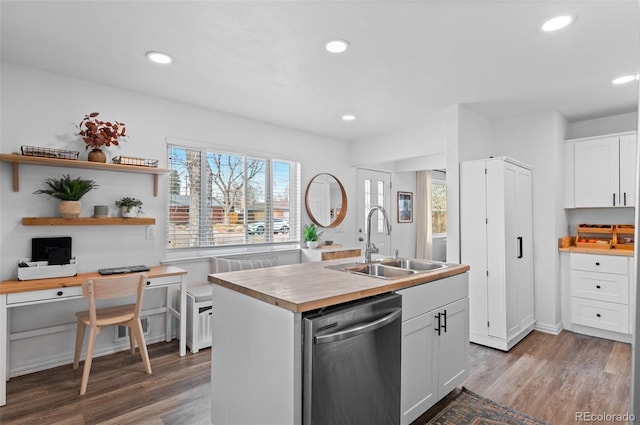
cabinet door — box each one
[514,166,535,336]
[619,134,637,207]
[436,298,470,396]
[400,311,437,425]
[574,137,619,207]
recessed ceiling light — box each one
[325,40,350,54]
[342,114,356,121]
[612,74,638,85]
[145,51,173,65]
[541,15,575,32]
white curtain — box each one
[416,170,433,259]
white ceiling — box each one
[1,1,638,142]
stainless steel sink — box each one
[378,258,447,272]
[326,258,450,279]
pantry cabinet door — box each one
[574,137,619,207]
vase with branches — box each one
[76,112,127,162]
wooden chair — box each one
[73,273,152,395]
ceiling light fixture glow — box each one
[612,74,639,85]
[342,114,356,121]
[541,15,574,32]
[325,40,350,54]
[146,51,173,65]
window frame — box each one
[431,177,447,238]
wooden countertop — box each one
[558,247,633,257]
[208,259,470,313]
[0,265,187,294]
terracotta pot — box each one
[87,148,106,163]
[58,200,81,218]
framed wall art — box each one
[397,191,413,223]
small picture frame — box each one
[397,191,413,223]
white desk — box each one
[0,265,187,406]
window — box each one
[167,144,300,249]
[432,180,447,235]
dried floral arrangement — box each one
[76,112,127,150]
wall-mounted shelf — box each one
[0,153,170,197]
[22,217,156,226]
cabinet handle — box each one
[595,262,600,266]
[56,291,63,296]
[613,193,616,206]
[596,285,601,289]
[434,313,441,336]
[596,313,602,318]
[517,237,523,259]
[624,192,627,206]
[442,309,447,333]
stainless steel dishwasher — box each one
[303,293,402,425]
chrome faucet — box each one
[364,205,391,263]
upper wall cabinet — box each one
[564,132,637,208]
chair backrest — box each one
[82,273,147,323]
[211,256,279,273]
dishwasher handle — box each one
[314,308,402,345]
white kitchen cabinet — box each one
[564,132,637,208]
[398,273,469,425]
[568,253,633,339]
[460,157,535,351]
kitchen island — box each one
[208,258,470,425]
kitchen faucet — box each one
[364,205,391,263]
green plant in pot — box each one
[303,223,323,249]
[115,197,143,218]
[34,174,98,218]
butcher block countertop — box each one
[208,259,470,313]
[558,247,633,257]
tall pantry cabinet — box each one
[460,157,535,351]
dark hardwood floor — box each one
[0,330,631,425]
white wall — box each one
[0,62,356,282]
[567,111,637,140]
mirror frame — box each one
[305,173,347,228]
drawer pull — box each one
[596,285,601,289]
[596,313,601,318]
[56,291,63,296]
[595,262,600,266]
[146,281,151,286]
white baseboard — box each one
[534,321,563,335]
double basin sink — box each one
[326,258,449,280]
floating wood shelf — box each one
[0,153,170,196]
[22,217,156,226]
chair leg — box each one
[73,320,86,370]
[129,328,136,355]
[131,320,152,375]
[80,326,98,395]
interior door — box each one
[356,168,392,257]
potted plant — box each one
[303,223,322,249]
[115,197,143,218]
[76,112,127,163]
[34,174,98,218]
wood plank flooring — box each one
[0,330,631,425]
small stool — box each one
[185,284,213,353]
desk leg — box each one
[1,295,7,406]
[165,287,173,344]
[179,278,186,357]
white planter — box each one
[121,207,138,218]
[306,241,319,249]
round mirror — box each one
[305,173,347,228]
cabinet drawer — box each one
[7,286,83,305]
[570,271,629,304]
[570,253,628,274]
[571,297,629,334]
[145,275,182,288]
[398,273,468,321]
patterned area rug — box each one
[425,387,551,425]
